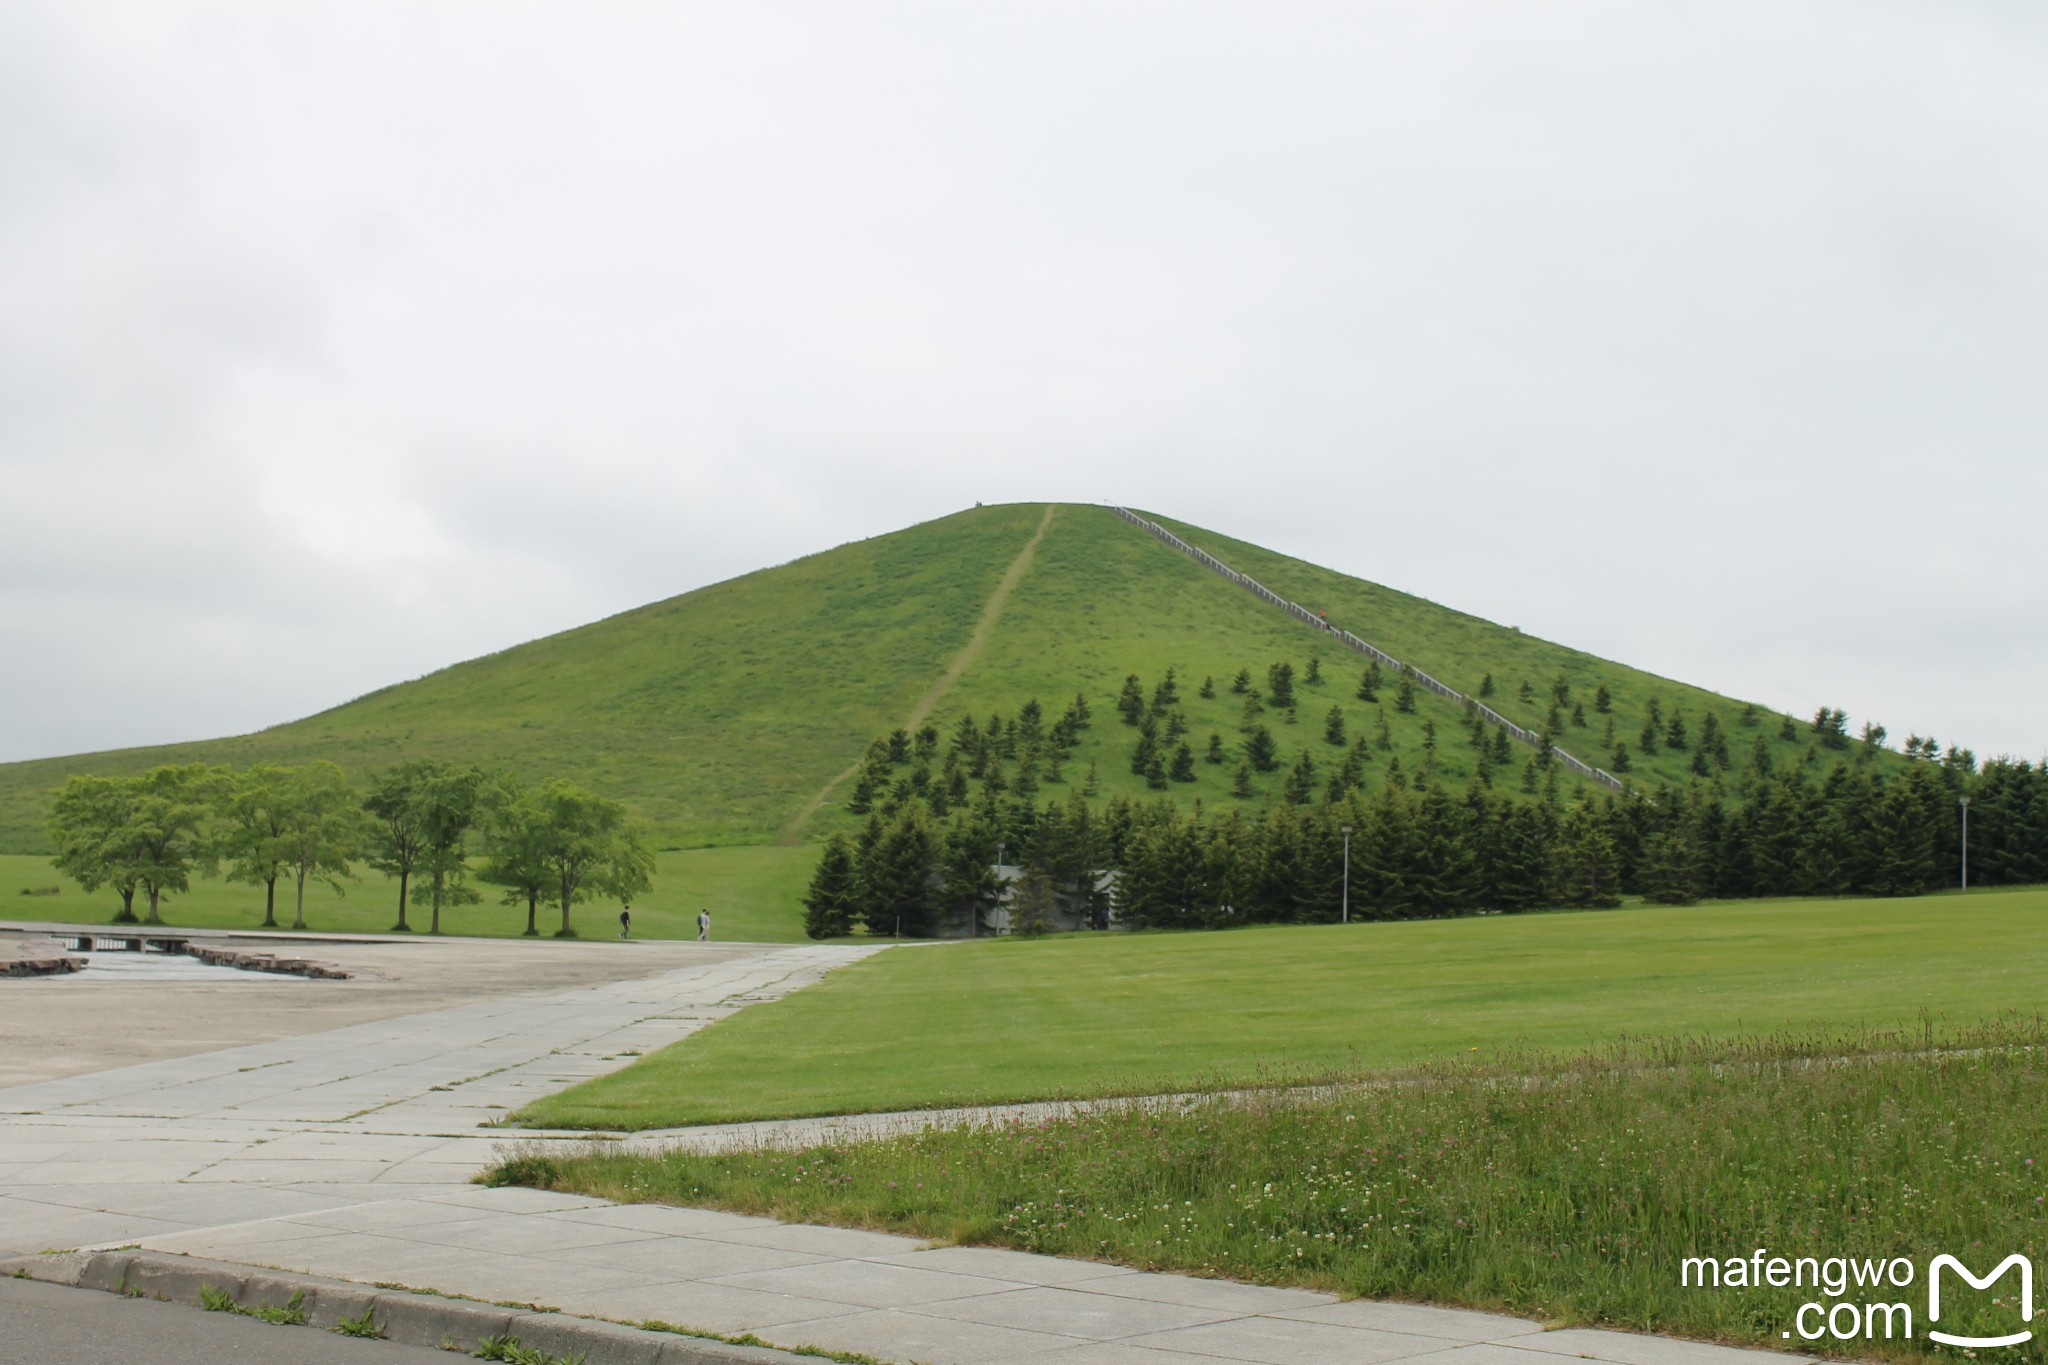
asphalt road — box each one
[0,1278,457,1364]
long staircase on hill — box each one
[1107,506,1624,793]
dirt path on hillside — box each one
[780,504,1057,844]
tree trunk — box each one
[558,895,574,937]
[293,865,308,930]
[114,886,137,924]
[262,876,278,928]
[430,877,442,936]
[146,884,163,925]
[394,869,411,932]
[524,892,538,937]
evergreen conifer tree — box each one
[1014,750,1040,799]
[1489,727,1513,765]
[1593,684,1612,713]
[1700,712,1729,768]
[1199,675,1215,699]
[1170,744,1197,783]
[1267,662,1297,710]
[1130,726,1158,777]
[1478,673,1495,699]
[1394,678,1417,714]
[1665,711,1689,750]
[1304,657,1323,686]
[1230,668,1252,694]
[1324,706,1346,746]
[1611,743,1632,773]
[1118,675,1146,725]
[1358,662,1383,702]
[1240,689,1265,728]
[1231,764,1255,798]
[1638,826,1703,905]
[1082,763,1100,797]
[1245,725,1280,772]
[1284,751,1317,805]
[1206,733,1226,764]
[802,833,863,939]
[1571,702,1588,728]
[1551,797,1622,907]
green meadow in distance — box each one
[510,885,2047,1129]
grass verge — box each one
[511,888,2048,1128]
[488,1019,2048,1361]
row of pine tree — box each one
[806,714,2036,938]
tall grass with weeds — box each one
[492,1019,2048,1360]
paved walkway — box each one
[0,942,1804,1365]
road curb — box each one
[3,1249,816,1364]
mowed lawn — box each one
[516,886,2048,1128]
[0,846,818,944]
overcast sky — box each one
[3,2,2044,767]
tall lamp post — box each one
[1959,797,1970,892]
[1340,825,1353,924]
[994,841,1006,937]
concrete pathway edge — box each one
[4,1249,817,1365]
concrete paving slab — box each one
[381,1212,667,1256]
[1391,1347,1624,1365]
[866,1244,1141,1285]
[535,1232,830,1280]
[1118,1315,1480,1364]
[702,1220,930,1258]
[914,1284,1247,1338]
[552,1203,789,1237]
[1069,1272,1334,1314]
[1277,1299,1554,1340]
[414,1253,680,1308]
[1505,1329,1813,1364]
[290,1197,498,1233]
[416,1185,613,1214]
[1004,1344,1258,1365]
[753,1306,1090,1364]
[580,1279,875,1334]
[708,1257,1035,1308]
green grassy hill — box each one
[0,503,1844,857]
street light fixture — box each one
[994,841,1006,937]
[1959,796,1971,892]
[1340,825,1353,924]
